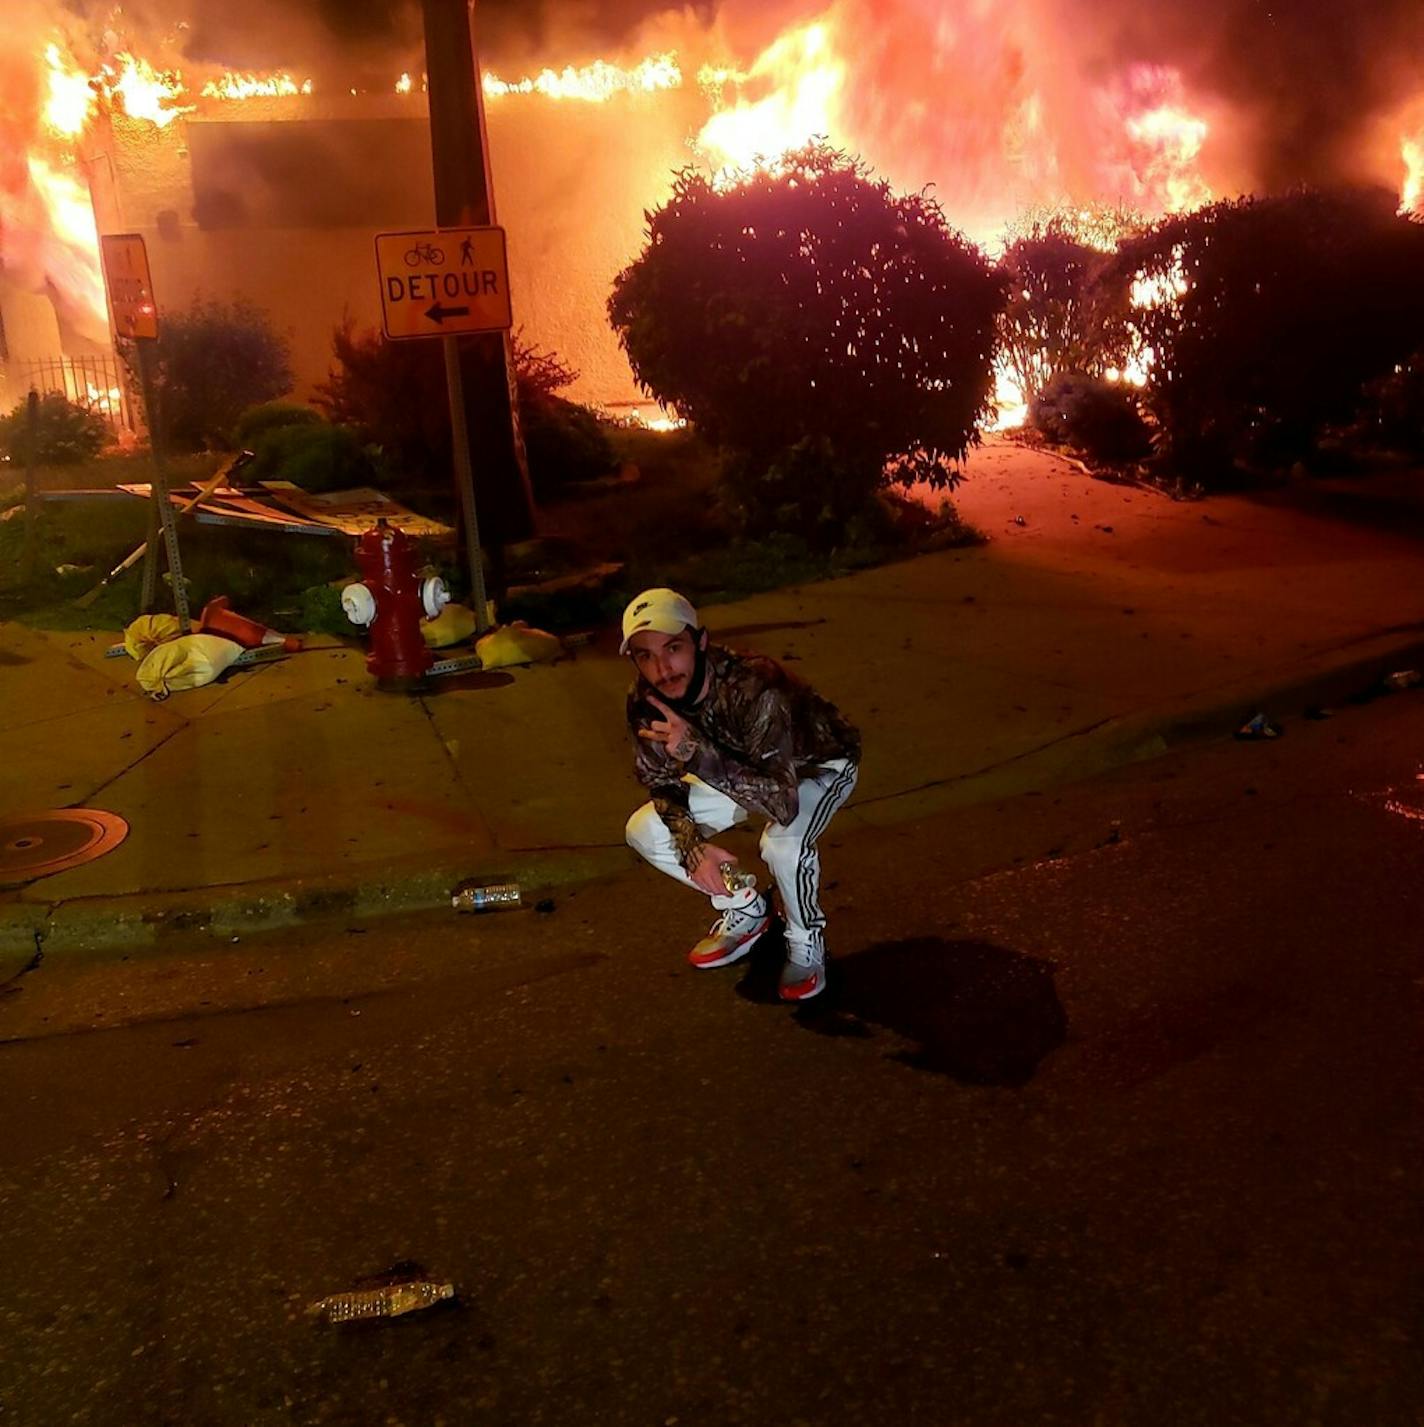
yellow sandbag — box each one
[123,613,183,661]
[475,620,563,670]
[136,633,243,701]
[421,603,477,649]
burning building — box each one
[2,0,1421,430]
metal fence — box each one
[16,353,136,434]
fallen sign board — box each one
[374,227,513,340]
[261,482,454,538]
[118,484,336,535]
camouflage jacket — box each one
[628,644,861,866]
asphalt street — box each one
[2,689,1422,1426]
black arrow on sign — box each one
[426,302,471,324]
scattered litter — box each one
[1013,515,1027,526]
[452,880,522,913]
[475,621,562,670]
[535,898,556,914]
[1383,669,1422,692]
[54,563,90,577]
[1095,524,1115,534]
[1235,712,1283,741]
[307,1267,455,1324]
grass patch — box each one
[0,491,358,636]
[1,430,984,637]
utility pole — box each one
[420,0,535,596]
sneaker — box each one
[778,944,827,1001]
[688,898,769,969]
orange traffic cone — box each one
[198,596,303,653]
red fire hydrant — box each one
[342,519,449,689]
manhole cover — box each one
[0,809,129,884]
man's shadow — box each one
[736,928,1066,1087]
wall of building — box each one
[88,88,700,412]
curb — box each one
[838,629,1424,831]
[4,630,1421,964]
[0,844,632,962]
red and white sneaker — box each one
[687,899,769,969]
[778,944,827,1001]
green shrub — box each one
[608,142,1004,539]
[521,393,619,497]
[1355,351,1424,458]
[997,219,1124,406]
[1030,373,1153,462]
[247,422,379,493]
[0,391,109,465]
[1097,188,1424,477]
[137,297,293,451]
[232,401,323,449]
[315,322,597,498]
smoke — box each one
[1069,0,1424,190]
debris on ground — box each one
[307,1264,456,1324]
[1382,669,1421,692]
[452,880,522,913]
[1235,712,1284,740]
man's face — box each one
[627,627,699,699]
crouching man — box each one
[621,588,861,1001]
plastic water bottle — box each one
[719,861,758,894]
[452,880,522,913]
[308,1279,455,1323]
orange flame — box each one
[482,53,681,101]
[42,42,95,137]
[1403,133,1423,215]
[695,21,845,174]
[97,52,194,127]
[201,71,313,100]
[22,155,106,325]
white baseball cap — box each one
[619,587,700,655]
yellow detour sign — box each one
[374,227,513,341]
[100,233,158,340]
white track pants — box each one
[625,759,858,958]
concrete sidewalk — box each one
[4,442,1423,959]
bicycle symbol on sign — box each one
[404,241,445,268]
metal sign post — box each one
[374,225,513,636]
[99,233,189,631]
[442,337,490,632]
[22,389,39,585]
[134,339,190,631]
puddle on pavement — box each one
[736,930,1066,1087]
